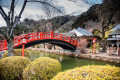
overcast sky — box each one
[0,0,90,27]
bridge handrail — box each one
[0,40,7,51]
[1,31,79,51]
[14,32,78,46]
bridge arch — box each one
[15,39,76,50]
[0,31,78,51]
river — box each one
[29,50,120,71]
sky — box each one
[0,0,91,27]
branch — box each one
[27,0,65,15]
[0,5,8,18]
[104,14,114,28]
[10,0,15,24]
[104,11,118,31]
[105,23,117,31]
[0,10,6,20]
[94,29,102,33]
[17,0,27,21]
[0,5,10,26]
[0,5,8,23]
[9,0,27,38]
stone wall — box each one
[27,48,120,63]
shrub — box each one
[52,65,120,80]
[78,39,88,53]
[3,49,29,58]
[23,57,61,80]
[0,56,31,80]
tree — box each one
[41,2,65,31]
[86,0,120,52]
[0,0,63,55]
[71,0,120,52]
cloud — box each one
[0,15,6,26]
[21,7,45,20]
[0,0,90,27]
[55,0,90,15]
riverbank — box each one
[27,48,120,63]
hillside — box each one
[14,15,75,35]
[56,16,78,32]
[72,0,120,30]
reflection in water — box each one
[29,51,64,62]
[59,56,63,62]
[29,50,120,71]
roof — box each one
[113,24,120,31]
[107,37,120,40]
[70,27,93,36]
[109,29,120,35]
[61,32,76,37]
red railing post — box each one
[41,32,43,39]
[51,30,53,39]
[60,34,62,40]
[40,32,41,39]
[22,43,25,57]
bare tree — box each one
[41,2,65,31]
[0,0,63,55]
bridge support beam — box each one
[22,44,25,57]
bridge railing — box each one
[13,31,78,48]
[0,31,79,51]
[0,40,7,51]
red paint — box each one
[0,31,79,51]
[93,38,96,54]
[51,30,53,38]
[93,42,95,54]
[22,44,25,57]
[0,40,7,51]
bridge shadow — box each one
[15,39,76,51]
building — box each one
[107,29,120,55]
[62,27,93,37]
[62,27,94,48]
[107,29,120,47]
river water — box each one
[29,51,120,71]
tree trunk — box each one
[7,40,14,56]
[102,29,106,53]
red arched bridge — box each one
[0,31,79,51]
